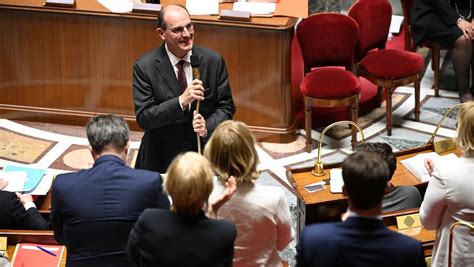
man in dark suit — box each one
[132,4,236,173]
[0,179,48,230]
[296,151,426,267]
[51,115,170,267]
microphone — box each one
[191,55,200,80]
[190,55,202,154]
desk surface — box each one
[288,144,463,206]
[382,208,435,256]
[0,0,294,29]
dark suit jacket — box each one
[126,209,236,267]
[51,155,170,267]
[0,191,48,230]
[296,217,426,267]
[132,45,236,173]
[410,0,459,45]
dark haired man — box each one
[357,142,422,212]
[296,151,426,267]
[132,4,235,173]
[51,115,170,267]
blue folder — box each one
[3,165,46,192]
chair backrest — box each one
[296,13,359,74]
[400,0,415,51]
[448,221,474,267]
[348,0,392,61]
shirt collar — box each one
[348,210,383,221]
[165,43,192,67]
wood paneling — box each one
[0,1,297,142]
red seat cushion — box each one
[300,67,361,99]
[359,49,424,80]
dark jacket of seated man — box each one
[0,189,48,230]
[51,115,170,267]
[296,151,426,267]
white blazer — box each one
[420,151,474,267]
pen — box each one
[36,246,56,257]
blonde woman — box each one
[206,120,292,267]
[421,101,474,266]
[126,152,237,267]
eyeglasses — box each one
[167,22,194,36]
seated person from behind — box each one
[126,152,237,267]
[51,114,170,267]
[297,150,426,267]
[357,142,422,213]
[0,179,48,230]
[206,120,293,267]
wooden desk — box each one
[382,208,435,256]
[0,0,298,142]
[1,229,66,266]
[287,144,462,236]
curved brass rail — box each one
[312,120,366,177]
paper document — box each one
[44,0,75,4]
[233,2,276,17]
[3,165,46,192]
[0,172,27,192]
[187,0,219,15]
[390,15,404,34]
[329,168,344,193]
[28,174,54,195]
[98,0,133,13]
[400,152,449,182]
[132,2,161,12]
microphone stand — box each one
[312,121,366,177]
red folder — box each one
[11,243,65,267]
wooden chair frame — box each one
[357,67,420,136]
[304,93,359,152]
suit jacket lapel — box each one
[155,45,182,97]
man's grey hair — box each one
[86,114,129,154]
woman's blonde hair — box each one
[204,120,259,183]
[456,101,474,152]
[165,152,214,215]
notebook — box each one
[11,243,65,267]
[2,165,46,192]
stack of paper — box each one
[399,152,459,182]
[0,172,27,192]
[233,2,276,17]
[187,0,219,15]
[329,168,344,193]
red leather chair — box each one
[401,0,442,97]
[296,13,361,152]
[349,0,424,136]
